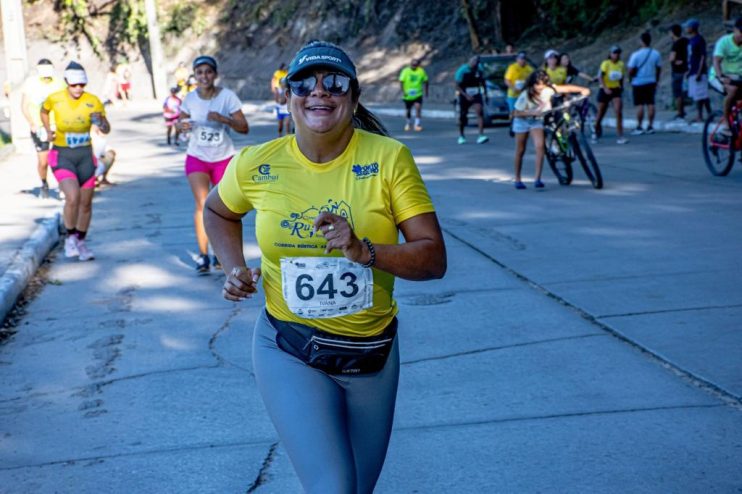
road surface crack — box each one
[246,441,279,493]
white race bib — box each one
[609,70,623,81]
[515,80,525,90]
[65,132,90,148]
[281,257,373,319]
[465,87,480,96]
[194,126,224,147]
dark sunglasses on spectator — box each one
[69,83,86,88]
[288,73,351,97]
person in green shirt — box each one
[713,17,742,133]
[399,58,429,131]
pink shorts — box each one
[184,154,232,185]
[48,147,96,189]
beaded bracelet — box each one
[361,237,376,268]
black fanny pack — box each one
[266,311,397,375]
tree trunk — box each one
[491,0,503,46]
[460,0,482,52]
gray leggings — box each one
[252,309,400,494]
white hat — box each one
[544,49,559,60]
[64,61,88,85]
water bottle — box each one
[36,127,48,142]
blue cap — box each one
[684,18,700,29]
[193,55,217,71]
[287,42,357,80]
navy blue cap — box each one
[193,55,217,71]
[684,18,700,30]
[287,42,357,80]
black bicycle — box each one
[544,95,603,189]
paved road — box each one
[1,104,741,493]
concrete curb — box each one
[369,107,705,134]
[0,211,61,325]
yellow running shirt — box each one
[218,129,435,337]
[546,66,567,85]
[505,63,534,98]
[399,66,429,101]
[271,69,288,92]
[42,90,105,148]
[600,60,625,89]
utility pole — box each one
[144,0,166,100]
[1,0,29,145]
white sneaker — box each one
[77,239,95,261]
[616,137,629,145]
[64,236,80,258]
[629,128,644,136]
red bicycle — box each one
[702,95,742,176]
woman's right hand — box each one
[222,266,262,301]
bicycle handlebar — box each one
[542,94,590,116]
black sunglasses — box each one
[69,83,86,88]
[288,73,352,97]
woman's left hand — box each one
[207,111,227,124]
[314,212,369,264]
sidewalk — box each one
[0,144,61,327]
[368,101,709,134]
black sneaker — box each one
[212,256,222,270]
[195,254,210,274]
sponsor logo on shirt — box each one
[352,162,379,180]
[280,199,354,240]
[252,163,279,182]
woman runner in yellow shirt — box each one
[204,40,446,492]
[41,61,111,261]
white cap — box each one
[544,49,559,60]
[64,69,87,85]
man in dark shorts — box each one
[20,59,65,198]
[398,58,429,131]
[455,55,489,144]
[627,32,662,135]
[669,24,689,120]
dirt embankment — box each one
[14,0,727,108]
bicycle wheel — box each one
[702,111,735,176]
[570,131,604,189]
[545,128,573,185]
[580,102,598,139]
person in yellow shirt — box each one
[20,59,66,197]
[270,62,288,102]
[40,61,111,261]
[543,49,567,85]
[399,58,429,131]
[504,51,534,115]
[595,45,628,144]
[204,40,446,493]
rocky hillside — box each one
[6,0,727,106]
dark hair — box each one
[735,16,742,31]
[670,24,682,37]
[348,79,388,136]
[37,58,52,65]
[525,70,554,105]
[641,32,652,46]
